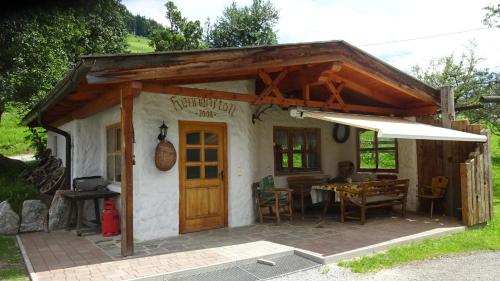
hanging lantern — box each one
[155,121,176,171]
[158,121,168,141]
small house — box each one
[23,41,493,256]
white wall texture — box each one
[47,79,419,242]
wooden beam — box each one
[120,81,141,257]
[322,81,346,111]
[342,63,438,105]
[142,82,409,116]
[330,74,400,106]
[255,70,288,104]
[303,84,310,106]
[71,84,140,120]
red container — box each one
[101,199,120,237]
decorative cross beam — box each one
[322,80,346,111]
[255,69,288,105]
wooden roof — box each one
[24,40,440,127]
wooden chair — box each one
[417,176,449,218]
[252,175,293,224]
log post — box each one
[440,86,455,128]
[440,85,456,216]
[120,81,141,257]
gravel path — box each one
[270,251,500,281]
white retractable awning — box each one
[290,109,487,142]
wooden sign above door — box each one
[170,96,237,118]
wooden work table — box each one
[63,190,120,236]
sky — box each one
[123,0,500,73]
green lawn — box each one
[339,132,500,273]
[126,34,154,53]
[0,111,33,156]
[0,236,28,281]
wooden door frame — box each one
[178,120,228,234]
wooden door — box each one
[179,121,227,233]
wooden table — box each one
[63,190,120,236]
[312,182,360,218]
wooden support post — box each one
[120,81,141,257]
[440,85,456,216]
[440,86,455,128]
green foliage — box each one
[339,133,500,273]
[412,43,500,134]
[127,34,155,53]
[0,236,28,281]
[0,0,129,118]
[0,108,33,156]
[484,4,500,27]
[25,127,47,159]
[148,1,204,51]
[206,0,279,48]
[0,160,40,214]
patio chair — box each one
[417,176,449,218]
[252,175,293,224]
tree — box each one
[412,43,500,134]
[0,0,129,120]
[206,0,279,48]
[484,3,500,27]
[125,12,163,37]
[148,2,204,51]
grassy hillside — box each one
[126,34,154,53]
[0,111,33,156]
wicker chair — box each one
[417,176,449,218]
[252,175,293,224]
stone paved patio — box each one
[18,211,462,281]
[19,233,292,281]
[89,211,460,259]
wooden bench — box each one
[338,179,409,225]
[287,174,330,218]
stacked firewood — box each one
[20,149,66,195]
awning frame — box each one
[290,108,487,142]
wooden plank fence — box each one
[459,126,493,226]
[417,118,493,225]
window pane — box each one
[360,151,376,169]
[186,149,200,162]
[281,153,289,168]
[187,132,201,145]
[378,137,396,148]
[359,130,375,149]
[306,152,319,169]
[292,132,304,149]
[378,151,397,169]
[275,130,288,150]
[107,128,114,152]
[306,132,318,151]
[186,166,201,179]
[205,165,218,179]
[107,155,113,180]
[114,155,121,182]
[293,153,303,168]
[205,149,218,162]
[204,132,218,144]
[116,128,121,152]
